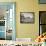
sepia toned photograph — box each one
[20,12,34,23]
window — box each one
[39,0,46,4]
[39,11,46,35]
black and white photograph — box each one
[20,12,34,23]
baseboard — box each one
[16,38,32,42]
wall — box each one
[16,0,39,39]
[16,0,35,39]
[0,0,46,40]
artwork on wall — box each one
[39,0,46,4]
[20,12,34,23]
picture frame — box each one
[39,0,46,4]
[20,12,34,24]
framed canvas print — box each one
[20,12,34,24]
[0,2,16,40]
[39,0,46,4]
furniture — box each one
[0,2,16,40]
